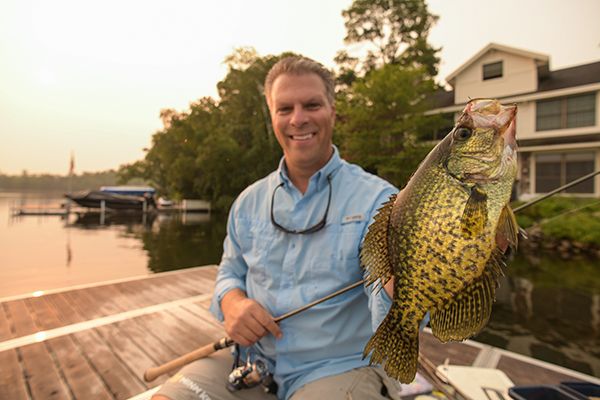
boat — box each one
[64,186,156,211]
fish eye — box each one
[453,127,472,141]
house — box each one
[427,43,600,199]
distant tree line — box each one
[0,170,121,192]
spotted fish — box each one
[361,99,519,383]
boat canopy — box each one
[100,186,156,196]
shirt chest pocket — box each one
[335,222,365,261]
[238,220,275,266]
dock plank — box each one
[5,299,38,338]
[135,312,203,356]
[26,296,64,331]
[117,318,179,366]
[95,323,167,388]
[73,329,146,399]
[20,342,71,400]
[47,336,113,399]
[0,349,29,400]
[44,292,84,326]
[0,302,14,341]
[63,287,105,321]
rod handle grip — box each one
[143,337,233,382]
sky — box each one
[1,0,599,175]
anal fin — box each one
[429,251,504,342]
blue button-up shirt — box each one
[210,146,397,399]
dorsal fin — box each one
[361,193,397,290]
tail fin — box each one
[363,312,419,383]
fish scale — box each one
[361,99,519,383]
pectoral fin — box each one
[461,185,487,238]
[496,205,519,252]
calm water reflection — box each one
[0,192,226,297]
[1,192,598,377]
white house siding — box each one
[454,51,538,104]
[430,44,600,199]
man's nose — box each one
[290,107,308,127]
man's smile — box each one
[288,132,316,141]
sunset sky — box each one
[1,0,599,175]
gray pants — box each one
[153,351,402,400]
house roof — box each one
[538,61,600,92]
[445,43,549,85]
[431,59,600,110]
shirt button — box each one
[291,244,296,249]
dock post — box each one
[100,200,106,225]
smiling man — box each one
[153,56,399,400]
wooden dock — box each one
[1,266,598,400]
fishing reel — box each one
[227,347,278,394]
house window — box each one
[536,93,596,131]
[483,61,503,80]
[535,152,595,194]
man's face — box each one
[268,73,335,175]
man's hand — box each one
[384,277,394,299]
[221,289,283,347]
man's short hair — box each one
[264,56,335,107]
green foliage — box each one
[119,49,286,211]
[119,1,443,211]
[514,197,600,244]
[541,213,600,245]
[337,0,440,79]
[336,63,441,188]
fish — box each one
[360,98,520,383]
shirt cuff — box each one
[209,279,246,321]
[369,285,393,331]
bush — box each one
[512,197,600,245]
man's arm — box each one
[209,203,282,346]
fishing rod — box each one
[143,169,600,383]
[512,169,600,213]
[143,280,365,381]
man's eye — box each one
[306,103,321,110]
[277,107,292,114]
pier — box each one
[1,266,598,400]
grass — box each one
[512,197,600,245]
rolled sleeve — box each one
[209,204,248,321]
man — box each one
[153,56,398,400]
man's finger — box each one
[254,311,282,339]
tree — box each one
[118,48,292,211]
[336,0,440,82]
[336,63,442,188]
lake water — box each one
[1,192,598,378]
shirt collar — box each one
[277,145,343,192]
